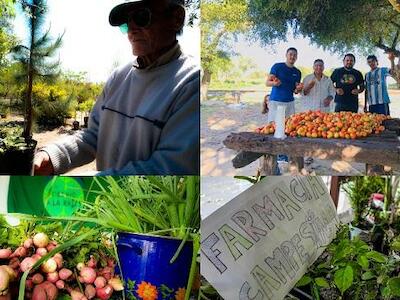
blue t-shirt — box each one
[269,63,301,102]
[365,67,391,105]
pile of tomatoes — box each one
[256,111,389,139]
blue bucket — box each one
[117,232,193,300]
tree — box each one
[0,0,16,66]
[201,0,250,100]
[247,0,400,78]
[11,0,63,139]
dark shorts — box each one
[369,103,390,115]
[334,102,358,113]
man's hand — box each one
[272,76,281,87]
[336,88,344,96]
[34,151,54,175]
[351,89,360,95]
[364,106,368,113]
[294,82,304,93]
[323,97,332,107]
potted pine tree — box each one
[0,0,63,175]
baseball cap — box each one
[109,0,185,27]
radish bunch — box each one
[0,232,124,299]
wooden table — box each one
[223,123,400,175]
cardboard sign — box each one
[201,176,339,300]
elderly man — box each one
[330,53,364,113]
[301,59,335,112]
[34,0,199,175]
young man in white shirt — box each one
[301,59,335,112]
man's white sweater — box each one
[43,48,199,175]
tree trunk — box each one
[24,4,36,141]
[201,69,211,102]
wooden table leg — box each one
[260,155,278,175]
[366,164,385,175]
[289,156,304,174]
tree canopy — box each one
[0,0,16,66]
[248,0,400,56]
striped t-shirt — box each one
[365,67,391,105]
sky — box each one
[233,32,397,83]
[12,0,200,83]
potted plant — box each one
[295,224,400,300]
[0,0,63,174]
[83,176,201,300]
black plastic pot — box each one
[83,116,89,128]
[0,139,37,175]
[72,120,80,130]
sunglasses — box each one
[120,7,152,33]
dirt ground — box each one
[201,91,400,176]
[33,127,96,175]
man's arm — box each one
[266,64,281,87]
[98,77,199,175]
[364,75,368,112]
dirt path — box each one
[201,98,372,176]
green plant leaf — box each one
[311,282,320,300]
[357,255,369,269]
[334,265,353,294]
[315,277,330,288]
[365,250,387,263]
[296,275,312,287]
[361,271,375,281]
[388,277,400,296]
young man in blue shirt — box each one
[265,47,303,171]
[364,54,393,115]
[266,47,303,123]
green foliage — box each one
[248,0,398,55]
[342,176,385,226]
[297,224,400,299]
[201,0,250,82]
[0,0,16,66]
[11,0,64,137]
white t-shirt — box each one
[300,74,335,112]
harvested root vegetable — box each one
[55,280,64,289]
[53,256,63,269]
[32,281,58,300]
[99,267,113,280]
[85,284,96,299]
[32,273,44,284]
[46,241,57,252]
[36,247,48,256]
[108,277,124,291]
[24,238,33,249]
[8,257,19,269]
[33,233,49,248]
[11,246,27,258]
[96,285,113,300]
[76,262,84,271]
[94,276,106,288]
[47,272,59,283]
[59,268,72,280]
[26,279,34,291]
[0,268,9,296]
[80,267,96,284]
[71,290,88,300]
[41,258,57,273]
[0,249,11,259]
[0,266,16,282]
[31,254,41,262]
[20,257,36,272]
[87,256,97,268]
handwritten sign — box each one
[201,176,339,300]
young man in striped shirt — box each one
[364,55,393,115]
